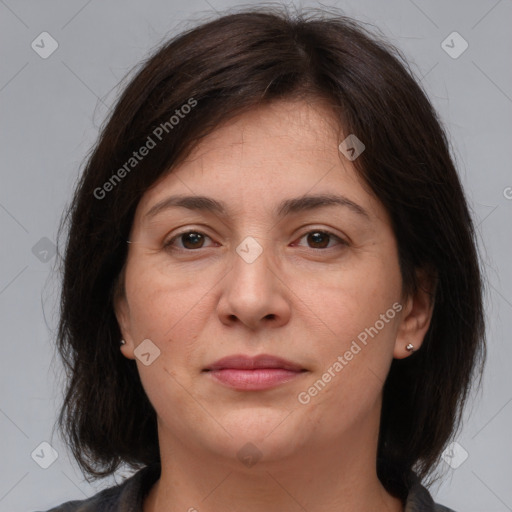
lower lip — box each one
[206,368,304,390]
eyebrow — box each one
[144,193,370,221]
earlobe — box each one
[116,311,136,360]
[119,340,135,360]
[113,284,136,360]
[119,337,134,359]
[393,267,436,359]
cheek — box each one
[122,267,218,406]
[295,249,401,336]
[292,247,401,389]
[124,258,217,342]
[123,266,212,419]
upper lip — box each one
[204,354,305,372]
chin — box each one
[206,410,307,462]
[219,405,295,434]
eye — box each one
[163,228,348,252]
[164,230,216,251]
[294,230,348,249]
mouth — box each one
[202,354,308,390]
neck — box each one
[143,414,404,512]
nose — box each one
[217,241,291,330]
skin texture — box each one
[115,98,434,512]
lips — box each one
[204,354,304,372]
[203,354,307,391]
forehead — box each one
[184,98,343,168]
[134,98,382,222]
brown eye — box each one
[296,230,347,250]
[164,231,214,251]
[307,231,330,248]
[181,232,205,249]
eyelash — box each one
[163,229,348,252]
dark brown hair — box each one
[53,4,486,494]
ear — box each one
[394,267,437,359]
[113,272,136,361]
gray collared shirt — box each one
[35,464,456,512]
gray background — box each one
[0,0,511,510]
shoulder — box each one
[406,472,457,512]
[32,463,161,512]
[32,481,126,512]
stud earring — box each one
[406,343,415,352]
[120,339,126,345]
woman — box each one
[39,5,486,511]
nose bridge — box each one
[231,234,275,298]
[218,234,290,328]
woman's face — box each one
[115,98,428,467]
